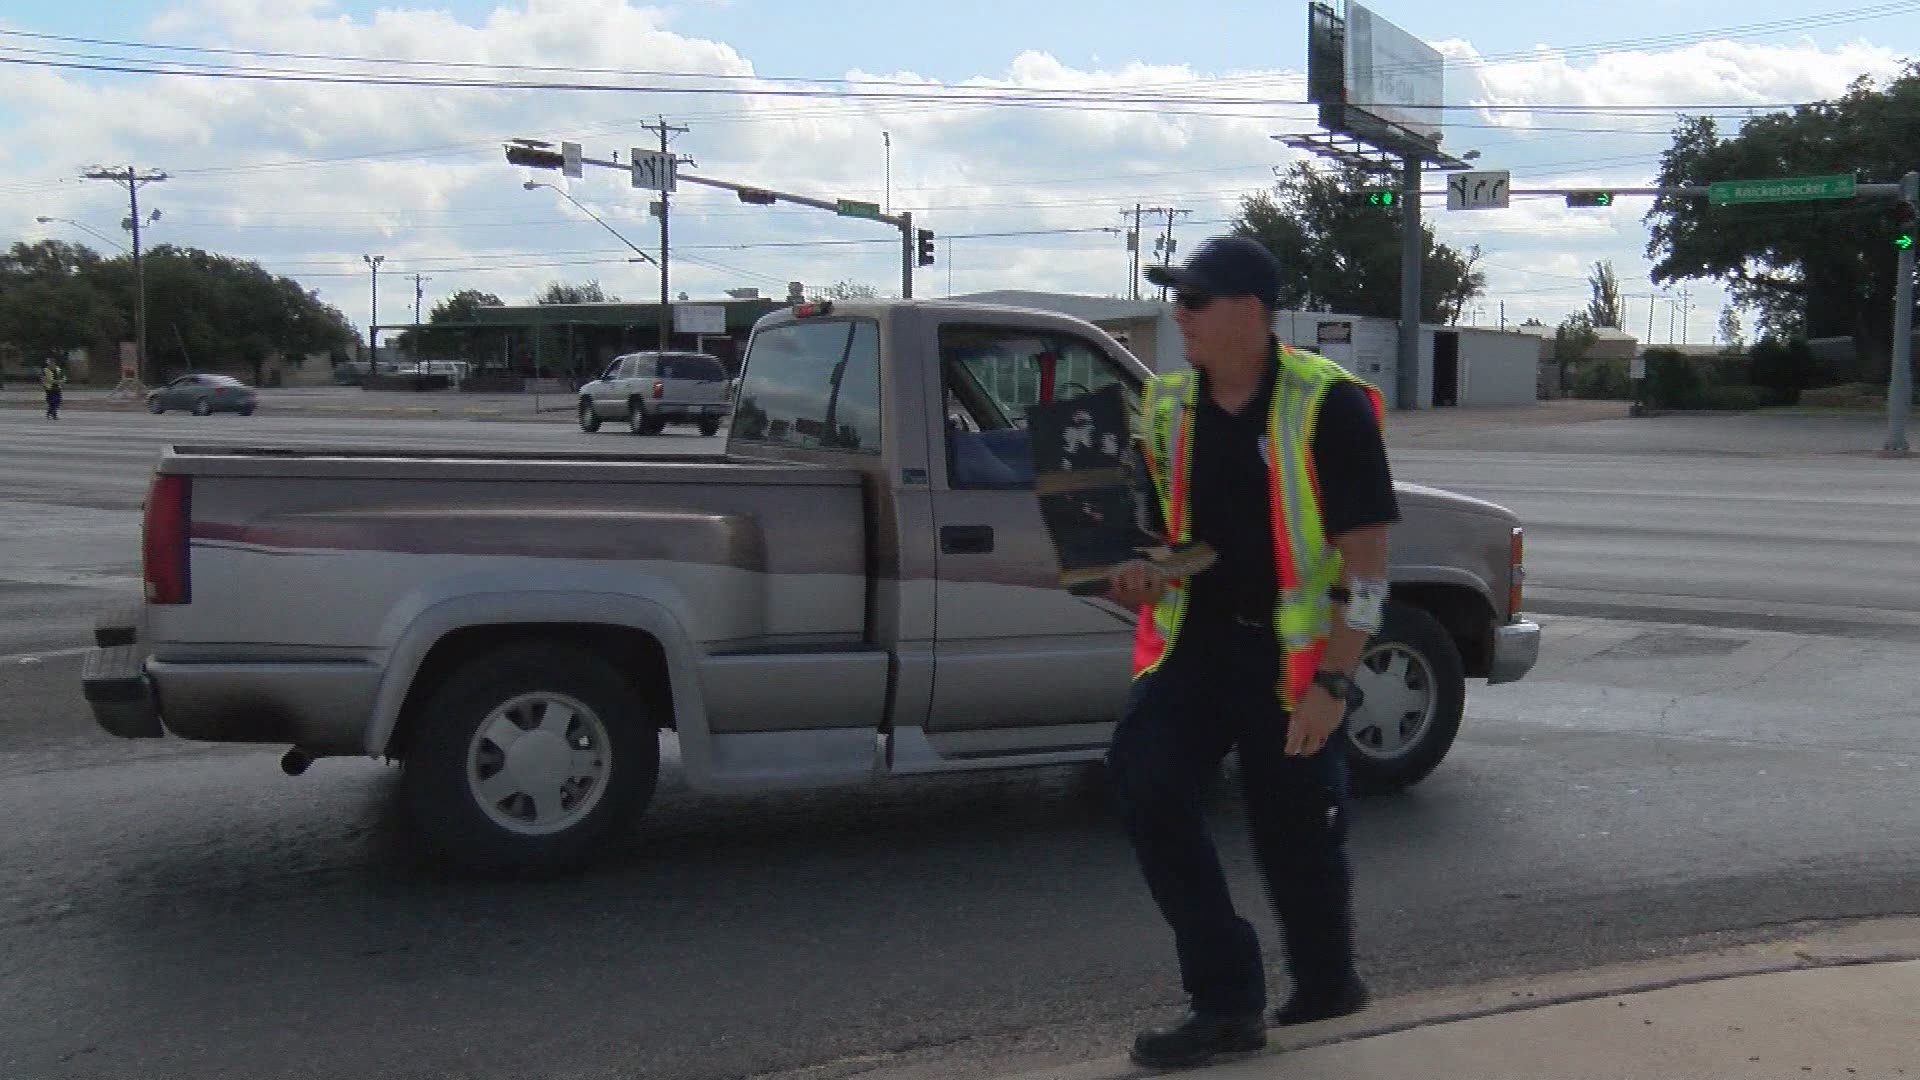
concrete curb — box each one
[972,917,1920,1080]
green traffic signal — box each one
[1343,189,1397,207]
[1371,190,1395,207]
[1897,234,1915,251]
[1565,191,1615,208]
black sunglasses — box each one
[1175,292,1216,312]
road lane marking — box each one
[1,646,92,665]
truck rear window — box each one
[732,319,882,454]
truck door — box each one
[926,323,1140,734]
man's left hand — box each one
[1286,684,1348,757]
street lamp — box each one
[363,254,385,361]
[35,215,127,252]
[522,181,660,268]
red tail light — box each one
[652,380,665,400]
[143,474,192,605]
[1508,526,1524,618]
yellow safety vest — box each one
[1132,343,1385,709]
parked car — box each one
[147,374,258,416]
[83,300,1539,877]
[576,350,731,435]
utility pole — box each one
[642,117,690,312]
[82,165,167,388]
[900,211,915,300]
[883,131,892,216]
[1499,300,1507,331]
[1146,206,1190,301]
[413,273,431,327]
[1122,204,1145,301]
[1886,169,1917,455]
[363,254,385,361]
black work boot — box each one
[1272,974,1370,1027]
[1129,1010,1266,1070]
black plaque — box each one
[1025,384,1215,596]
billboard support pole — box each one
[1398,154,1422,411]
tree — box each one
[117,246,356,383]
[0,241,123,365]
[431,289,504,323]
[1231,163,1486,323]
[807,280,881,302]
[1645,66,1920,380]
[1552,312,1599,396]
[1717,308,1745,352]
[1,241,351,383]
[1587,260,1624,329]
[394,289,504,358]
[536,280,617,305]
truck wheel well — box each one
[386,622,675,761]
[1390,584,1494,679]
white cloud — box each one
[1,0,1902,346]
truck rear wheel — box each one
[1344,602,1466,795]
[400,643,659,877]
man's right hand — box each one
[1106,559,1170,609]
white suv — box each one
[577,351,732,436]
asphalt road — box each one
[1,406,1918,1080]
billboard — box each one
[1343,3,1444,146]
[1306,2,1445,158]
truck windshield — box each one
[731,319,882,454]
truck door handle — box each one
[940,525,995,554]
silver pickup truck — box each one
[83,300,1538,877]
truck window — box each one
[660,355,726,382]
[732,319,882,454]
[939,325,1136,490]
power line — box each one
[3,2,1910,96]
[0,48,1823,116]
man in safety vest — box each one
[42,360,67,420]
[1105,236,1399,1070]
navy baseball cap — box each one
[1144,235,1281,307]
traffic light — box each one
[503,141,564,169]
[1341,189,1397,208]
[1565,190,1616,208]
[737,187,778,205]
[1893,200,1916,251]
[917,228,936,267]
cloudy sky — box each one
[2,0,1913,347]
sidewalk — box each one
[996,918,1920,1080]
[0,384,576,421]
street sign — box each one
[1447,170,1510,211]
[836,198,883,220]
[1708,174,1855,206]
[561,141,583,179]
[630,149,677,192]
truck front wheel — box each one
[400,643,659,877]
[1344,602,1466,795]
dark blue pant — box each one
[1106,620,1356,1017]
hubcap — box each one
[466,692,611,835]
[1346,643,1437,762]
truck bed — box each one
[158,444,844,486]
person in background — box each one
[42,360,67,420]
